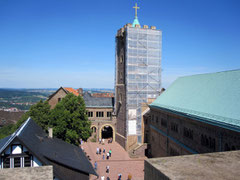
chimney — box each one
[48,127,53,138]
[78,88,83,96]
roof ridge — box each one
[178,69,240,79]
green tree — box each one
[17,100,51,131]
[0,100,51,139]
[50,93,91,145]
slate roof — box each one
[83,92,113,108]
[0,118,97,179]
[150,69,240,132]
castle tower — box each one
[115,3,162,150]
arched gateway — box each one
[99,124,115,141]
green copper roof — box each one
[150,69,240,130]
[132,17,140,27]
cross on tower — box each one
[133,3,140,18]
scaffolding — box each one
[125,26,162,142]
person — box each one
[103,148,105,153]
[99,138,101,144]
[102,154,105,160]
[96,147,99,155]
[109,149,112,157]
[94,161,97,170]
[101,176,105,180]
[106,177,110,180]
[102,138,105,144]
[106,152,109,160]
[106,165,109,173]
[99,148,102,155]
[118,173,122,180]
[127,174,132,180]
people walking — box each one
[103,148,105,153]
[106,165,109,173]
[94,161,97,170]
[106,152,109,160]
[101,176,105,180]
[96,147,99,155]
[99,148,102,155]
[109,149,112,157]
[118,173,122,180]
[102,154,105,160]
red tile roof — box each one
[64,87,79,96]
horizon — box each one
[1,0,240,89]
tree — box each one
[17,100,51,131]
[0,94,91,146]
[0,100,51,139]
[50,93,91,145]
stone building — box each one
[144,70,240,158]
[48,87,116,141]
[115,3,162,151]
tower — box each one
[115,3,162,150]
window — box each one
[155,116,159,124]
[120,72,123,80]
[88,112,93,117]
[91,127,97,133]
[96,112,104,117]
[151,115,154,122]
[171,122,178,133]
[183,127,193,139]
[14,157,21,168]
[161,118,167,127]
[107,112,111,117]
[201,134,216,150]
[58,98,61,102]
[3,158,10,168]
[24,156,31,167]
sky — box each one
[0,0,240,89]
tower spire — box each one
[132,2,140,27]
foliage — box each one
[0,93,91,146]
[0,124,15,139]
[50,94,91,145]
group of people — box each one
[99,138,113,144]
[100,173,132,180]
[96,147,112,160]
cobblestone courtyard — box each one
[81,141,145,180]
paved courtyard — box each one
[81,141,145,180]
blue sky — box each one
[0,0,240,88]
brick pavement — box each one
[81,141,145,180]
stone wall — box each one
[48,88,67,109]
[0,166,53,180]
[146,107,240,158]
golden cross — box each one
[133,3,140,17]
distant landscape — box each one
[0,88,114,111]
